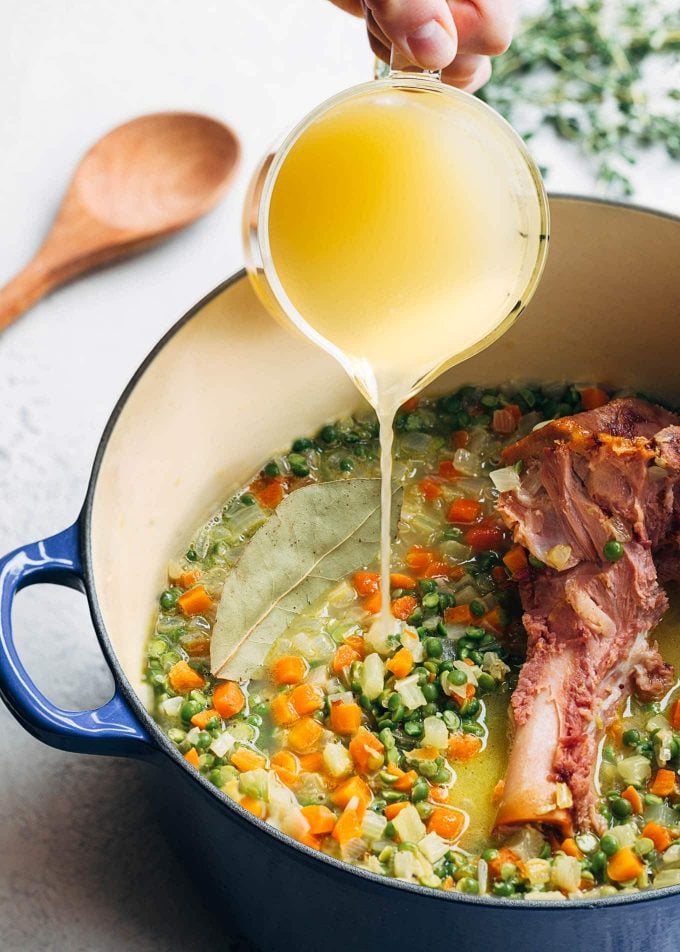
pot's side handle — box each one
[0,523,152,757]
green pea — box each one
[411,779,429,802]
[387,692,402,713]
[460,698,480,718]
[590,850,607,875]
[181,700,203,722]
[470,599,486,618]
[443,710,461,731]
[390,703,406,723]
[439,660,454,674]
[493,881,515,897]
[167,728,186,745]
[635,837,655,857]
[421,703,437,717]
[416,801,434,820]
[340,458,354,473]
[148,638,167,659]
[422,682,439,703]
[287,453,310,477]
[644,793,663,806]
[500,862,517,881]
[482,848,499,862]
[464,626,486,641]
[185,548,198,562]
[462,721,485,737]
[320,424,338,443]
[423,661,440,675]
[159,589,180,611]
[292,438,313,452]
[458,646,470,660]
[384,821,397,839]
[459,877,480,894]
[246,714,263,727]
[263,461,280,477]
[622,728,641,748]
[433,766,452,785]
[379,727,396,749]
[424,637,443,659]
[603,540,624,562]
[195,731,212,749]
[377,718,396,732]
[417,760,439,779]
[240,492,256,506]
[476,672,496,694]
[386,748,402,767]
[448,669,468,687]
[611,798,633,819]
[528,554,545,570]
[418,579,438,594]
[422,592,440,610]
[384,790,407,804]
[600,833,619,856]
[469,650,483,666]
[404,720,424,738]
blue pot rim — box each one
[78,195,680,911]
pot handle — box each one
[0,523,152,756]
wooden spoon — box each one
[0,112,240,332]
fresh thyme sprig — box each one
[478,0,680,196]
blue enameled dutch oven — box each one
[1,197,680,952]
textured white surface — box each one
[0,1,677,949]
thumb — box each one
[364,0,457,70]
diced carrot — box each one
[249,475,285,509]
[464,525,505,551]
[429,785,450,804]
[405,546,435,573]
[353,571,380,597]
[240,796,264,818]
[269,692,299,727]
[447,733,482,762]
[332,802,365,845]
[301,804,336,836]
[503,545,529,578]
[642,821,673,853]
[561,837,584,859]
[438,459,462,479]
[190,708,220,729]
[670,698,680,731]
[492,405,521,434]
[290,683,323,716]
[271,751,298,774]
[330,701,363,735]
[390,573,416,589]
[184,748,200,769]
[447,498,482,524]
[650,768,677,797]
[391,595,418,620]
[271,655,307,686]
[393,769,418,792]
[332,644,361,673]
[177,585,214,617]
[444,604,473,626]
[298,751,325,773]
[450,683,476,706]
[178,569,201,588]
[401,396,420,412]
[345,634,365,656]
[487,848,520,881]
[482,607,506,633]
[418,477,442,502]
[422,561,460,580]
[363,591,383,615]
[427,807,466,840]
[492,565,510,586]
[331,775,372,809]
[442,876,455,891]
[297,830,322,850]
[349,729,385,774]
[607,846,644,883]
[287,717,325,753]
[580,387,609,411]
[231,748,266,772]
[168,660,205,694]
[492,779,505,804]
[621,785,643,815]
[212,681,245,719]
[453,430,469,449]
[384,801,410,820]
[386,647,415,679]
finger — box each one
[327,0,365,15]
[442,52,492,91]
[364,0,458,71]
[450,0,517,56]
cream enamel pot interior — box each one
[2,197,680,952]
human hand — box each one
[330,0,516,92]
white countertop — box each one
[0,2,678,949]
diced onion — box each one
[392,804,426,844]
[160,696,184,717]
[360,653,386,700]
[617,755,652,787]
[545,544,573,571]
[490,466,521,493]
[210,731,235,758]
[551,854,581,893]
[422,715,449,750]
[323,741,353,778]
[418,832,449,864]
[395,674,427,710]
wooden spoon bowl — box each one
[0,112,240,331]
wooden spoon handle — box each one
[0,254,64,332]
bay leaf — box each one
[211,478,401,681]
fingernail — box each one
[405,20,456,69]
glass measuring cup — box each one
[243,55,549,408]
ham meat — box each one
[494,398,680,835]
